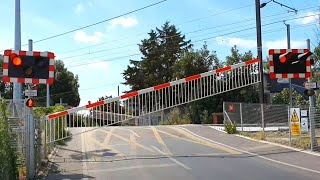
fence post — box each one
[310,106,317,151]
[240,103,243,132]
[223,102,225,122]
[288,106,292,147]
[261,103,265,139]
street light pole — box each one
[255,0,265,104]
[285,23,293,107]
[14,0,22,100]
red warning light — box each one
[10,53,23,66]
[26,98,35,108]
[280,56,287,63]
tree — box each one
[173,43,223,124]
[123,21,192,91]
[0,56,13,99]
[174,42,221,78]
[272,88,308,106]
[36,60,80,107]
[223,46,259,103]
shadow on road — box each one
[50,148,299,163]
[56,147,118,161]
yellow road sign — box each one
[291,110,299,122]
[290,108,300,123]
[291,123,301,135]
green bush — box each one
[35,106,70,145]
[224,120,237,134]
[201,110,212,124]
[0,99,19,180]
[161,108,191,125]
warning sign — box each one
[290,108,300,123]
[291,123,301,135]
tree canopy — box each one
[36,60,80,107]
[123,21,192,91]
[120,22,260,124]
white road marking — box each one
[151,146,191,170]
[87,163,177,173]
[179,127,320,175]
[130,129,140,137]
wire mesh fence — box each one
[223,102,319,151]
[0,99,27,179]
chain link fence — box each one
[223,102,320,151]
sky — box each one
[1,0,320,106]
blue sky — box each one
[1,0,319,106]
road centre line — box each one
[179,127,320,175]
[151,146,191,170]
[98,129,155,153]
[148,127,225,149]
[170,126,241,155]
[102,127,116,145]
[130,134,137,156]
[151,126,172,155]
[115,127,140,137]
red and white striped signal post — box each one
[3,50,55,84]
[268,49,313,79]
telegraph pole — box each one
[255,0,264,104]
[26,39,35,179]
[14,0,22,100]
[285,23,293,107]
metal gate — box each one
[45,58,261,144]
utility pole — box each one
[285,23,292,147]
[26,39,35,179]
[46,84,50,107]
[13,0,22,100]
[255,0,264,104]
[285,23,293,107]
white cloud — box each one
[73,30,104,43]
[109,17,138,28]
[297,12,319,25]
[74,3,84,15]
[215,37,257,49]
[216,36,306,50]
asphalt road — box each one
[46,125,320,180]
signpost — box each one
[290,108,301,135]
[301,117,309,133]
[24,89,37,97]
[304,82,317,89]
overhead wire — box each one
[57,4,319,57]
[41,22,318,100]
[33,82,121,99]
[59,5,320,62]
[32,22,320,100]
[62,13,320,68]
[55,4,255,55]
[34,23,315,99]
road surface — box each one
[46,125,320,180]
